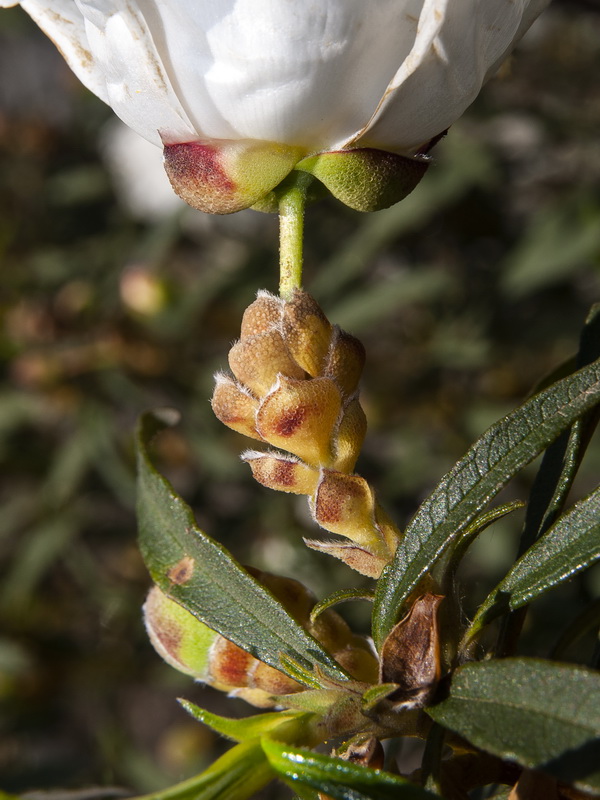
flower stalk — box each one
[278,172,314,299]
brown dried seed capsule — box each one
[379,593,444,710]
[211,374,262,441]
[228,329,305,396]
[256,376,341,467]
[281,290,332,376]
[240,291,282,338]
[243,451,320,495]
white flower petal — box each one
[6,0,109,104]
[5,0,549,168]
[150,0,428,151]
[349,0,549,154]
[74,0,198,146]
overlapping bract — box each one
[212,290,401,577]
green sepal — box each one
[295,148,429,212]
[427,658,600,794]
[178,699,313,743]
[271,688,350,716]
[136,409,350,687]
[261,738,441,799]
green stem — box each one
[278,172,313,299]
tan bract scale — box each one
[323,329,366,396]
[211,374,262,441]
[243,451,320,496]
[313,472,391,559]
[331,397,367,473]
[304,539,388,579]
[281,291,332,376]
[256,376,342,467]
[240,291,283,337]
[228,329,306,397]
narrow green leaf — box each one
[261,739,440,800]
[518,303,600,554]
[136,409,350,685]
[494,304,600,657]
[435,501,524,596]
[178,700,311,743]
[310,588,374,624]
[133,739,273,800]
[427,658,600,793]
[466,486,600,642]
[372,359,600,648]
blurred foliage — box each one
[0,4,599,795]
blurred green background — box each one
[1,3,599,794]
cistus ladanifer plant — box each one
[3,1,600,799]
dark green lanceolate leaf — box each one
[466,486,600,642]
[261,739,440,800]
[435,501,524,597]
[178,700,312,743]
[494,305,600,658]
[372,359,600,649]
[518,303,600,554]
[427,658,600,793]
[136,409,350,685]
[132,739,273,800]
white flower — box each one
[4,0,548,212]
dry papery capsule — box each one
[144,569,377,708]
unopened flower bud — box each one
[211,289,402,576]
[144,570,378,707]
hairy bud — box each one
[144,569,377,707]
[211,290,402,576]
